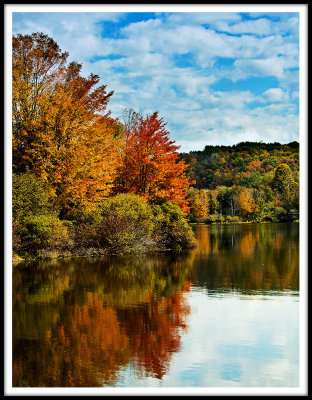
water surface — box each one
[13,223,299,387]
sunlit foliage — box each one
[13,33,122,216]
[115,111,194,212]
[12,33,196,257]
[183,142,299,222]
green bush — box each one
[13,172,57,222]
[97,193,155,252]
[65,206,102,225]
[13,193,198,257]
[99,193,154,228]
[152,202,197,251]
[225,215,241,223]
[20,215,70,253]
[207,214,225,223]
[264,205,285,222]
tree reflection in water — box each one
[13,223,299,387]
[13,253,192,387]
[191,223,299,293]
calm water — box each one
[13,223,299,387]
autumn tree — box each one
[272,163,298,211]
[13,33,68,173]
[246,160,262,173]
[188,188,209,221]
[207,190,219,214]
[238,187,259,219]
[12,33,121,216]
[115,111,194,212]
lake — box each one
[12,222,299,388]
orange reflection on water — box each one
[240,231,259,257]
[13,223,299,387]
[13,261,191,387]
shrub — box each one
[20,215,70,253]
[225,215,241,223]
[268,206,286,222]
[65,206,101,225]
[71,223,99,249]
[187,213,198,223]
[97,193,155,252]
[99,193,154,227]
[207,214,225,223]
[152,202,197,251]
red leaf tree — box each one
[116,112,194,212]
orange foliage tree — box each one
[238,187,259,218]
[115,111,194,212]
[246,160,262,173]
[12,33,122,216]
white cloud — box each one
[233,57,286,79]
[262,87,287,102]
[120,17,162,35]
[166,12,242,26]
[11,10,300,152]
[217,18,273,35]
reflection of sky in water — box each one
[13,224,300,389]
[116,290,299,387]
[220,364,242,382]
[219,343,284,360]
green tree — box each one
[272,163,298,211]
[12,172,57,222]
[207,190,219,214]
[238,173,262,189]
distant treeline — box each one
[179,141,299,223]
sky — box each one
[12,7,301,153]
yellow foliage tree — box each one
[238,187,259,218]
[13,33,122,215]
[188,188,209,220]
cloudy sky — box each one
[117,291,299,388]
[12,7,301,152]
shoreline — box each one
[13,220,298,265]
[190,220,299,225]
[12,244,197,265]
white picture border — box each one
[4,3,308,396]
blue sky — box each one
[12,9,300,152]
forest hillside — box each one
[179,141,299,223]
